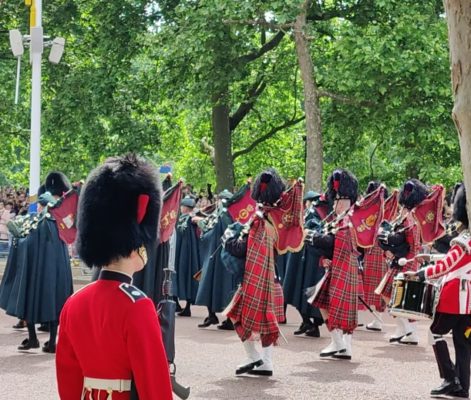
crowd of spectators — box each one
[0,187,29,244]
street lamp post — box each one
[29,0,43,207]
[9,1,64,211]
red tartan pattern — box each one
[312,217,360,332]
[378,214,422,299]
[312,271,331,310]
[225,217,282,346]
[362,246,387,311]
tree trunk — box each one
[212,92,235,192]
[293,0,323,192]
[444,0,471,222]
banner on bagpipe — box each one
[412,184,446,244]
[49,189,79,245]
[226,183,256,225]
[266,180,304,255]
[160,181,183,244]
[350,186,385,249]
[384,189,399,222]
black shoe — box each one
[18,338,40,351]
[235,359,263,375]
[42,341,56,354]
[450,390,469,398]
[38,324,50,332]
[12,320,27,330]
[198,315,219,328]
[305,325,320,338]
[247,369,273,376]
[177,308,191,317]
[294,322,311,335]
[175,302,183,313]
[217,318,234,331]
[430,378,463,396]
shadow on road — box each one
[196,376,289,400]
[291,360,375,384]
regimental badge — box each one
[281,213,294,227]
[424,211,435,225]
[161,210,178,230]
[356,214,378,233]
[237,204,254,222]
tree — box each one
[443,0,471,220]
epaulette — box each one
[450,230,471,254]
[119,283,147,303]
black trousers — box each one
[431,312,471,393]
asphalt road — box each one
[0,296,450,400]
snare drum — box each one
[389,273,437,320]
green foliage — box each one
[0,0,461,194]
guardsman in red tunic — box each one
[56,154,173,400]
[406,183,471,398]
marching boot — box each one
[430,337,461,396]
[431,377,463,397]
[235,341,263,375]
[320,329,346,357]
[334,333,352,360]
[248,345,273,376]
[294,316,313,335]
[366,319,382,332]
[399,321,419,345]
[178,302,191,317]
[389,318,408,343]
[217,318,234,331]
[18,323,40,351]
[197,312,219,328]
[305,324,321,338]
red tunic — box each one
[423,231,471,315]
[56,270,173,400]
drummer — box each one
[405,183,471,398]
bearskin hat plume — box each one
[252,168,286,205]
[399,178,428,210]
[452,183,468,228]
[45,171,71,197]
[326,169,358,204]
[76,153,161,268]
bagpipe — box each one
[377,213,411,269]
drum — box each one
[389,273,437,320]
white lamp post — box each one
[8,0,65,211]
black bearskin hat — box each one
[251,168,286,205]
[399,179,428,210]
[452,183,468,228]
[45,171,71,197]
[326,169,358,204]
[76,154,161,268]
[366,180,389,199]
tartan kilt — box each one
[273,281,285,322]
[225,218,281,345]
[376,269,396,300]
[326,224,359,332]
[362,246,387,311]
[311,270,330,310]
